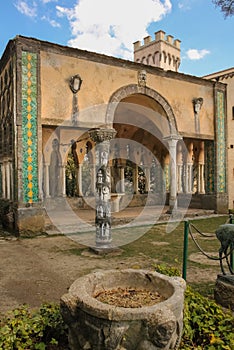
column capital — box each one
[89,127,116,143]
[163,134,182,144]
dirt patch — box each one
[189,252,220,266]
[0,235,160,314]
[0,219,222,315]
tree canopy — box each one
[212,0,234,17]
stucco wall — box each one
[40,51,215,139]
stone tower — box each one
[133,30,181,72]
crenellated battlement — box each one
[133,30,181,72]
[134,30,181,51]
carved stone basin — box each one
[60,269,186,350]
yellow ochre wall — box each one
[40,51,215,139]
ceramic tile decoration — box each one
[22,51,38,203]
[205,140,215,193]
[216,91,226,193]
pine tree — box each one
[212,0,234,17]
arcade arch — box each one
[106,85,182,210]
[42,86,210,212]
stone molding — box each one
[105,84,178,134]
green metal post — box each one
[229,215,234,271]
[182,220,189,280]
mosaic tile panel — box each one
[216,91,226,193]
[22,51,38,203]
[205,140,215,193]
[0,164,2,197]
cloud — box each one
[178,1,191,10]
[41,15,60,27]
[41,0,57,3]
[186,49,210,60]
[56,0,172,59]
[15,0,60,27]
[14,0,37,17]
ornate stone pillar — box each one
[9,160,13,200]
[90,163,96,195]
[120,166,125,193]
[184,142,193,193]
[177,144,183,193]
[198,141,205,194]
[89,127,116,249]
[76,164,83,196]
[133,165,139,194]
[61,165,66,197]
[164,135,181,213]
[163,154,170,192]
[144,166,151,193]
[187,163,193,193]
[44,163,50,198]
[0,162,2,198]
[6,161,11,199]
[2,161,6,198]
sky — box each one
[0,0,233,77]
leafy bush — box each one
[154,263,182,277]
[181,286,234,350]
[155,264,234,350]
[0,303,68,350]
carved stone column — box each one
[133,165,139,194]
[76,164,83,197]
[198,164,205,194]
[61,165,66,197]
[89,127,116,249]
[177,144,183,193]
[187,163,193,193]
[120,166,125,193]
[164,135,181,213]
[198,141,205,194]
[184,142,193,194]
[91,163,96,195]
[44,163,50,198]
[2,161,6,198]
[9,161,13,200]
[144,166,151,193]
[6,160,11,199]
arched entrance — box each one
[106,84,182,211]
[65,136,96,199]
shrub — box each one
[181,286,234,350]
[0,303,68,350]
[155,263,234,350]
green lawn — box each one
[119,216,229,298]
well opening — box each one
[61,269,186,350]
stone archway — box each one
[105,84,181,211]
[105,84,178,135]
